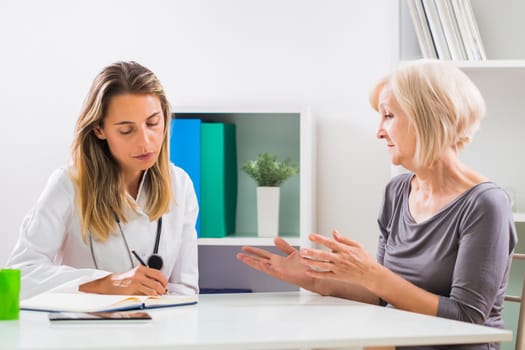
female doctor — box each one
[7,61,199,299]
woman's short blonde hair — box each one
[370,59,486,168]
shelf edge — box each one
[198,237,300,247]
[513,213,525,223]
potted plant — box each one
[242,152,298,237]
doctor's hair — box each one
[370,59,486,169]
[70,61,173,242]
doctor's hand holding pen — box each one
[80,250,168,296]
[80,265,168,296]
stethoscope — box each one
[89,215,164,271]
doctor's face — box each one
[95,93,165,179]
[376,85,416,168]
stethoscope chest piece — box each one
[147,254,163,270]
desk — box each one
[0,292,512,349]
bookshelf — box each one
[397,0,525,217]
[172,106,314,292]
[398,0,525,64]
[397,1,525,349]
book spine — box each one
[422,0,452,59]
[200,123,237,237]
[170,118,202,235]
[450,0,477,60]
[444,0,468,60]
[434,0,463,60]
[408,0,438,58]
[462,0,487,60]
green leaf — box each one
[241,152,298,187]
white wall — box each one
[0,0,393,264]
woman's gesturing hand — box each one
[236,237,315,289]
[300,230,382,290]
[80,265,168,296]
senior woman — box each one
[237,59,517,350]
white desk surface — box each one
[0,292,512,350]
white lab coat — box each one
[7,164,199,299]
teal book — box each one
[170,118,201,235]
[200,123,237,237]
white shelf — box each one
[198,236,300,247]
[177,106,314,292]
[513,213,525,223]
[455,60,525,70]
[399,60,525,70]
[174,105,306,114]
[397,0,525,64]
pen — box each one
[131,250,147,267]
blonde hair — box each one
[370,59,486,168]
[70,61,173,242]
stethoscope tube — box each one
[89,216,163,270]
[147,217,163,270]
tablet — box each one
[48,311,152,323]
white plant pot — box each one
[256,186,280,237]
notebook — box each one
[20,292,198,313]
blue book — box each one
[170,119,201,235]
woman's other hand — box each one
[236,237,315,289]
[300,230,381,290]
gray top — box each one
[377,173,517,350]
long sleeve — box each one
[7,169,109,299]
[377,173,517,331]
[437,189,516,325]
[165,165,199,295]
[8,166,200,299]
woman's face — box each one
[376,85,416,168]
[95,93,165,180]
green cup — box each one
[0,269,20,320]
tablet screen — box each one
[48,311,152,323]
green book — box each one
[200,123,237,237]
